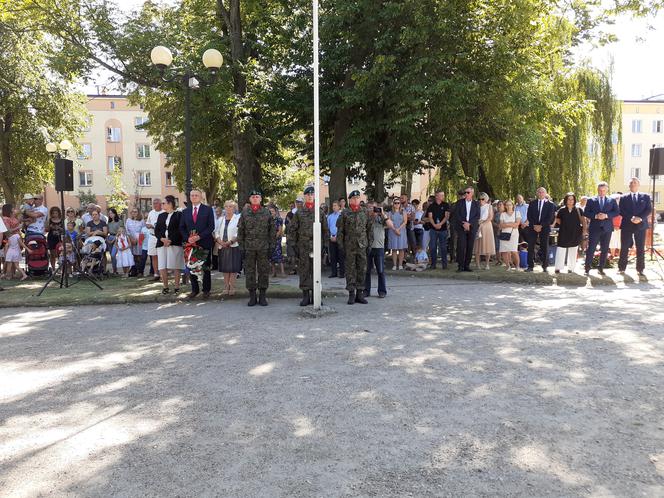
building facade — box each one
[44,95,185,213]
[611,99,664,217]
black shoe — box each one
[584,270,590,276]
[338,274,345,278]
[248,290,257,307]
[355,292,368,304]
[258,289,268,306]
[161,288,170,295]
[456,268,463,273]
[202,292,211,300]
[300,289,310,306]
[347,290,355,305]
[187,291,199,300]
[638,271,645,277]
[328,274,338,278]
[618,270,625,275]
[598,269,605,276]
[378,293,386,298]
[525,268,533,273]
[463,268,472,272]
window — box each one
[134,116,149,130]
[108,156,122,171]
[77,143,92,160]
[137,171,151,186]
[165,171,175,187]
[138,198,152,214]
[631,144,642,157]
[79,171,93,187]
[137,144,151,158]
[655,192,661,204]
[631,167,641,179]
[107,127,121,142]
[632,120,642,133]
[654,120,663,133]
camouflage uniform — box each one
[290,204,329,290]
[237,206,275,291]
[336,207,373,292]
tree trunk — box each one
[0,115,17,205]
[373,168,385,202]
[217,0,262,205]
[327,70,357,205]
[400,171,413,197]
[477,161,496,200]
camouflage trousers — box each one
[344,248,367,292]
[298,251,313,290]
[245,249,270,290]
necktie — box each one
[599,197,604,210]
[633,193,637,204]
[193,206,198,223]
[538,201,543,221]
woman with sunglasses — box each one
[473,192,496,269]
[387,198,408,270]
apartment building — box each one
[44,95,185,213]
[611,98,664,217]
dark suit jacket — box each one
[584,196,619,234]
[155,211,183,247]
[179,203,215,249]
[619,192,651,231]
[453,199,481,232]
[526,199,556,231]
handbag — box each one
[499,213,516,241]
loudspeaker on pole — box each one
[649,147,664,177]
[54,158,74,192]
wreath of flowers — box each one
[183,230,210,278]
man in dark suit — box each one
[618,177,652,276]
[179,189,216,299]
[583,181,620,276]
[453,187,480,272]
[524,187,556,272]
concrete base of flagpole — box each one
[299,305,337,318]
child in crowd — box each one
[115,227,134,277]
[2,232,31,280]
[58,238,77,276]
[81,240,104,273]
[65,221,79,247]
[405,245,430,272]
[136,224,151,277]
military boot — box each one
[300,290,310,307]
[347,289,355,305]
[248,289,257,307]
[355,291,368,304]
[258,289,268,306]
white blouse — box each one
[214,213,241,247]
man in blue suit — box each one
[453,187,480,272]
[179,189,216,299]
[583,181,620,276]
[524,187,556,272]
[618,177,651,276]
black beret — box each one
[349,190,361,199]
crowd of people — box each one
[0,177,655,301]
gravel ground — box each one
[1,276,663,497]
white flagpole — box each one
[312,0,322,309]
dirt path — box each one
[1,278,663,497]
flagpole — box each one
[312,0,322,310]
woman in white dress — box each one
[124,207,145,271]
[498,200,521,270]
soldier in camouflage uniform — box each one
[290,186,329,306]
[336,190,373,305]
[237,189,275,306]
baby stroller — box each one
[25,233,51,277]
[80,236,107,279]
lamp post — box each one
[150,46,223,204]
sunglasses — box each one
[464,191,472,194]
[393,201,400,204]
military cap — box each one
[348,190,361,199]
[249,188,263,196]
[303,186,315,195]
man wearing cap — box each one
[290,186,328,306]
[237,189,275,306]
[285,197,303,275]
[336,190,373,305]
